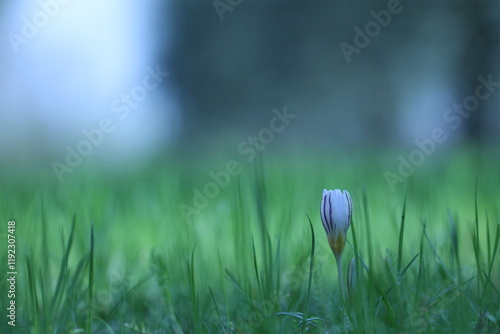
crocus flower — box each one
[320,189,352,257]
[320,189,353,302]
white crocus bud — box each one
[320,189,353,257]
[320,188,353,303]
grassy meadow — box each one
[0,147,499,333]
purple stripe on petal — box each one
[321,192,329,233]
[329,192,334,234]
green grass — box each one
[0,147,499,333]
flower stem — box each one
[335,253,346,303]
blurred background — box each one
[0,0,499,180]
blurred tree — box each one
[456,0,494,145]
[166,0,499,148]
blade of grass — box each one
[209,286,221,323]
[362,186,379,330]
[37,267,48,331]
[472,227,481,296]
[150,251,173,314]
[362,187,373,272]
[274,238,281,295]
[251,237,264,302]
[487,222,500,277]
[486,213,491,272]
[217,251,232,328]
[424,275,476,308]
[481,269,500,298]
[474,178,482,294]
[423,222,453,281]
[302,216,315,333]
[224,270,259,315]
[67,255,88,295]
[100,274,153,329]
[87,220,95,334]
[275,312,325,328]
[397,182,407,273]
[416,220,426,289]
[350,216,366,331]
[265,229,273,297]
[26,250,42,331]
[398,275,477,322]
[188,242,199,331]
[254,156,270,293]
[39,195,49,331]
[50,214,76,319]
[375,253,419,309]
[448,210,461,281]
[350,216,361,297]
[40,195,49,288]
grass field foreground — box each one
[0,148,499,333]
